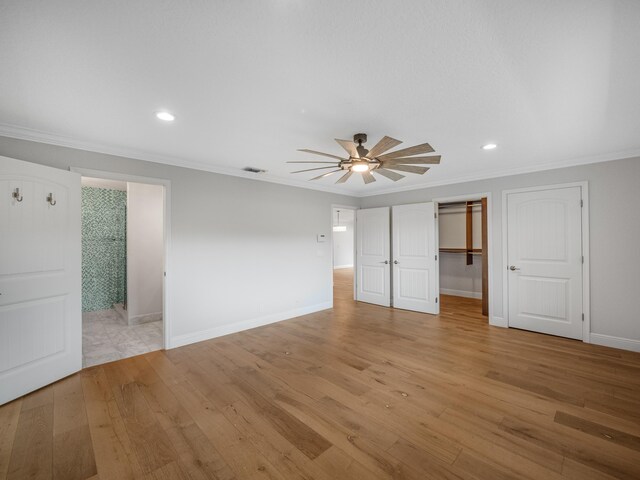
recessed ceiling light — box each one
[156,111,175,122]
[482,143,497,150]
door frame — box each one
[501,182,590,342]
[433,192,495,325]
[330,204,359,304]
[71,167,173,350]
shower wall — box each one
[81,186,127,311]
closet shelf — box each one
[439,248,482,254]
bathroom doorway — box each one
[80,176,165,367]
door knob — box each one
[509,265,520,271]
[381,260,389,264]
[393,260,399,264]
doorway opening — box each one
[437,198,489,319]
[331,206,356,303]
[80,176,165,367]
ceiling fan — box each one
[288,133,440,184]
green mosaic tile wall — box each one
[82,186,127,312]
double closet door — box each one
[355,203,439,314]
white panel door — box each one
[356,207,390,306]
[507,186,583,339]
[392,203,439,314]
[0,156,82,405]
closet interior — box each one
[438,198,488,316]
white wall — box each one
[0,136,358,348]
[439,253,482,298]
[127,182,164,321]
[439,206,482,298]
[361,157,640,351]
[332,209,354,268]
[2,135,639,352]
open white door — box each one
[506,186,583,339]
[356,207,390,306]
[392,202,439,314]
[0,157,82,405]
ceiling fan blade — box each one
[286,161,340,164]
[382,155,441,165]
[335,139,358,158]
[361,171,376,184]
[375,169,405,181]
[366,136,402,159]
[291,166,340,174]
[310,169,342,181]
[385,165,430,174]
[298,149,344,161]
[335,171,353,184]
[377,142,435,160]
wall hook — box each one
[47,193,57,206]
[12,188,23,202]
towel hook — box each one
[12,188,23,202]
[47,192,57,206]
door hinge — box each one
[580,199,583,207]
[582,313,584,322]
[434,212,437,219]
[435,254,438,261]
[581,255,584,264]
[436,297,438,304]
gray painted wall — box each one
[1,134,638,349]
[0,136,358,347]
[361,157,640,345]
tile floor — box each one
[82,308,163,367]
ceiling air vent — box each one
[243,167,267,174]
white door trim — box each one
[330,203,359,303]
[432,192,496,326]
[501,182,590,342]
[70,167,173,350]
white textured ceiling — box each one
[1,0,639,196]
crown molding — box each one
[356,147,640,197]
[1,122,638,199]
[0,123,355,197]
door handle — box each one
[509,265,520,271]
[393,260,399,264]
[381,260,389,264]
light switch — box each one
[317,234,326,243]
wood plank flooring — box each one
[2,268,640,479]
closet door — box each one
[0,156,82,405]
[392,202,439,314]
[356,207,391,306]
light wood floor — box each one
[2,268,640,480]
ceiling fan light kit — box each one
[287,133,441,185]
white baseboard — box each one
[589,333,640,353]
[129,311,162,325]
[440,288,482,299]
[490,316,507,328]
[168,301,333,349]
[333,264,354,270]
